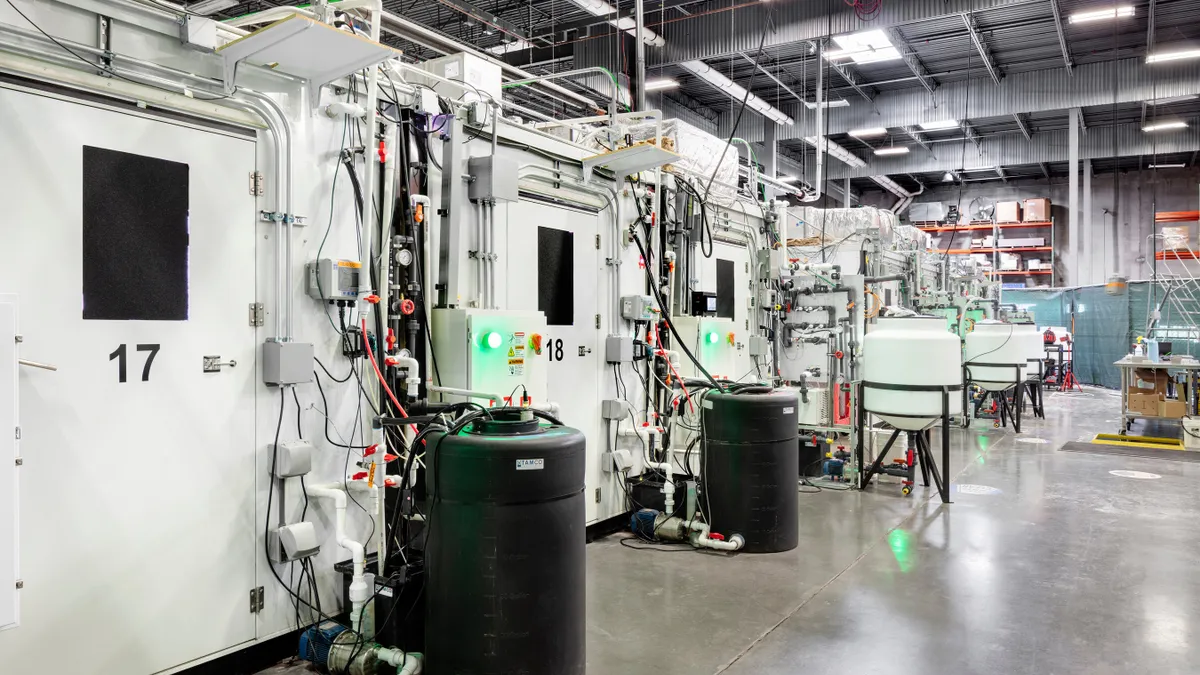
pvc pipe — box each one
[304,484,368,633]
[325,101,366,118]
[687,519,745,551]
[487,202,498,309]
[428,385,503,405]
[377,647,424,674]
[387,355,421,398]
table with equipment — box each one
[1115,356,1200,435]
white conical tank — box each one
[964,320,1027,390]
[862,316,964,431]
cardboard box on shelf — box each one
[1159,399,1187,419]
[982,235,996,247]
[996,201,1022,223]
[1130,368,1171,396]
[997,237,1046,247]
[1162,225,1190,251]
[1028,259,1042,270]
[1128,392,1163,414]
[999,253,1020,271]
[1023,198,1050,222]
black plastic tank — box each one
[424,413,586,675]
[702,389,800,553]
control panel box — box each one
[620,295,657,322]
[431,309,548,405]
[670,316,738,381]
[306,258,361,301]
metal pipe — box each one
[502,67,618,130]
[634,0,646,112]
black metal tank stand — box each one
[965,364,1026,433]
[1025,358,1046,419]
[855,381,956,504]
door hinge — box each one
[595,314,601,329]
[249,171,264,197]
[249,302,265,327]
[250,586,265,613]
[14,580,23,590]
[14,427,19,440]
[595,234,601,250]
[594,487,602,503]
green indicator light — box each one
[482,331,503,349]
[705,332,719,345]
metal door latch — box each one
[578,346,592,357]
[203,356,238,372]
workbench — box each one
[1116,356,1200,434]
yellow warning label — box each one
[508,347,515,357]
[337,260,363,268]
[508,358,524,366]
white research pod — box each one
[862,316,964,430]
[965,320,1027,390]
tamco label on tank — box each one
[515,458,545,471]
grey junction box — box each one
[468,155,519,202]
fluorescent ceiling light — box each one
[849,127,888,137]
[826,30,901,65]
[803,99,850,109]
[942,171,956,182]
[679,61,794,125]
[919,119,960,131]
[874,146,910,156]
[777,175,801,183]
[1069,6,1134,23]
[486,39,533,55]
[1143,121,1188,132]
[1148,163,1186,168]
[187,0,237,13]
[1148,95,1199,105]
[644,78,679,91]
[1147,48,1200,64]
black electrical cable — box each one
[316,356,354,383]
[313,368,373,449]
[701,14,773,202]
[627,230,725,391]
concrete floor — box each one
[263,387,1200,675]
[587,387,1200,675]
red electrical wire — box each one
[653,322,694,412]
[362,317,418,436]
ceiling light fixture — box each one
[943,171,956,182]
[643,78,679,91]
[1147,48,1200,64]
[679,61,794,125]
[803,99,850,109]
[874,146,910,156]
[849,127,888,137]
[825,30,902,65]
[777,175,801,183]
[919,119,960,131]
[1148,163,1186,168]
[1069,6,1134,23]
[1143,121,1188,132]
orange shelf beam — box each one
[1156,211,1200,223]
[918,221,1053,232]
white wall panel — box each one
[0,297,16,631]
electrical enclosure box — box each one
[273,440,313,478]
[671,316,738,380]
[416,52,502,104]
[601,399,625,420]
[467,156,520,203]
[263,341,314,386]
[605,335,634,363]
[306,258,361,301]
[620,295,657,322]
[431,309,548,404]
[749,335,769,357]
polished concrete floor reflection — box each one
[587,387,1200,675]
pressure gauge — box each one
[395,248,414,267]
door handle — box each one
[203,356,237,372]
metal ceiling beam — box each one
[995,166,1008,183]
[826,57,875,105]
[1076,108,1087,133]
[1013,114,1032,140]
[1147,0,1157,55]
[651,0,1037,67]
[1049,0,1074,74]
[902,126,932,153]
[525,0,701,41]
[962,13,1001,85]
[884,26,937,95]
[828,122,1200,180]
[429,0,530,42]
[1040,162,1051,179]
[960,121,981,150]
[738,52,807,106]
